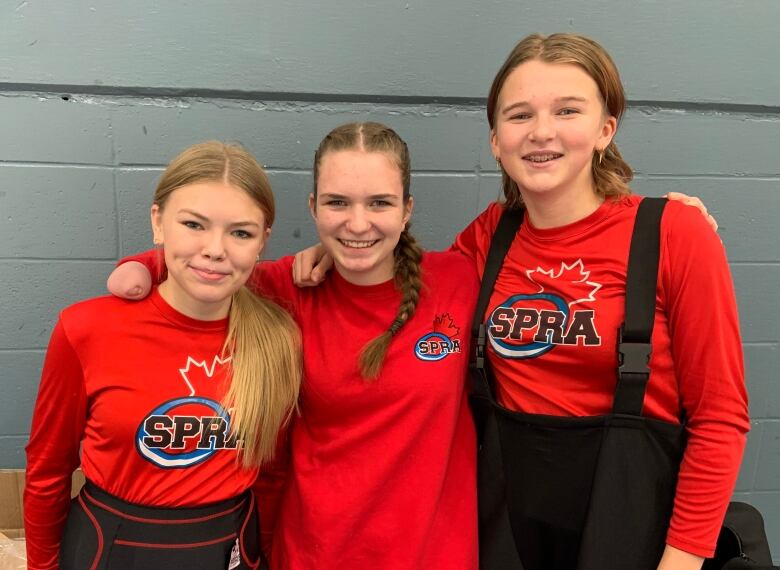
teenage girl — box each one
[457,34,747,570]
[25,141,301,570]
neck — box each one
[521,185,603,229]
[158,280,232,321]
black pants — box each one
[59,481,264,570]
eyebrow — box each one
[319,193,399,201]
[501,96,589,115]
[178,209,261,227]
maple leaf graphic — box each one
[433,313,460,339]
[525,259,601,307]
[178,355,232,396]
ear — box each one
[308,193,317,220]
[403,196,414,226]
[150,204,164,245]
[597,115,618,151]
[489,128,501,163]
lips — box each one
[190,266,230,282]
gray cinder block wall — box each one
[2,0,778,560]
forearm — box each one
[657,544,704,570]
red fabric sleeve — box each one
[120,248,168,284]
[660,203,750,557]
[448,202,503,269]
[24,320,87,570]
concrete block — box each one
[0,261,115,349]
[0,165,116,259]
[115,168,163,258]
[408,174,480,251]
[111,100,484,172]
[732,266,780,344]
[476,173,503,214]
[0,351,44,435]
[0,95,113,164]
[620,110,780,176]
[755,421,780,490]
[263,171,320,260]
[0,438,26,469]
[631,178,780,264]
[744,344,780,419]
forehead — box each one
[499,60,602,105]
[165,181,266,222]
[317,150,403,195]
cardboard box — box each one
[0,469,85,538]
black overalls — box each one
[470,198,687,570]
[59,480,264,570]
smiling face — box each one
[311,149,413,286]
[151,181,268,320]
[490,59,616,208]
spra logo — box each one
[135,356,238,469]
[488,260,602,360]
[415,313,462,361]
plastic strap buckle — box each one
[475,323,486,369]
[618,328,651,378]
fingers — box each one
[292,244,332,287]
[665,192,718,232]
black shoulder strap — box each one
[470,207,524,371]
[613,197,667,415]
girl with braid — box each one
[107,122,482,569]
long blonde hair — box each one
[312,123,423,380]
[487,33,634,208]
[154,141,302,467]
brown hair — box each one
[487,33,634,208]
[154,141,302,467]
[312,122,423,380]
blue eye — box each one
[232,229,254,240]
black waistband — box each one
[81,479,250,524]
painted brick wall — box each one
[1,0,778,560]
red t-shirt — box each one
[24,290,259,570]
[452,195,750,557]
[255,252,480,569]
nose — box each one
[201,231,227,261]
[345,206,372,234]
[528,113,555,142]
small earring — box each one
[495,156,502,168]
[256,254,261,263]
[153,238,162,247]
[597,149,605,165]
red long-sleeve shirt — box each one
[451,195,749,557]
[24,290,260,569]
